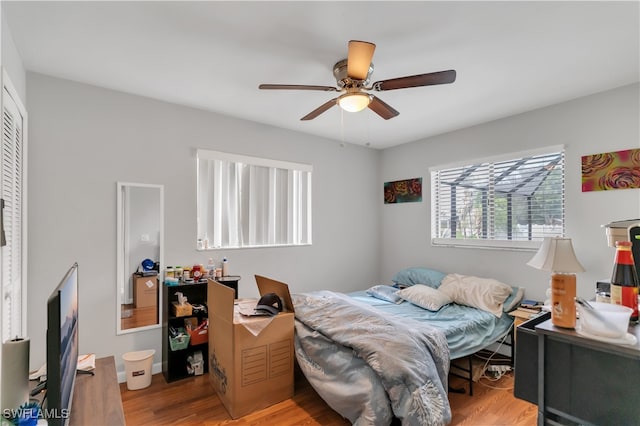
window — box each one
[431,146,564,250]
[197,150,312,249]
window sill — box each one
[431,238,541,251]
[197,242,312,251]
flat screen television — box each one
[46,262,78,426]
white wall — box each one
[380,83,640,302]
[25,72,380,372]
[1,12,26,103]
[19,72,640,375]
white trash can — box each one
[122,349,155,390]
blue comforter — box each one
[349,291,514,359]
[293,291,452,426]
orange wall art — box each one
[582,148,640,192]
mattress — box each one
[348,290,514,359]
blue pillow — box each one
[366,285,404,304]
[503,286,525,312]
[391,267,447,289]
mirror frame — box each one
[116,182,164,335]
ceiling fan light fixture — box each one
[338,93,371,112]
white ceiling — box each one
[3,1,639,149]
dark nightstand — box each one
[515,315,640,425]
[215,275,241,298]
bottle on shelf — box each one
[610,240,639,322]
[222,257,228,277]
[165,266,175,278]
[192,264,203,281]
[207,258,216,278]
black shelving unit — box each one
[162,281,209,383]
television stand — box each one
[69,356,124,425]
[30,356,124,425]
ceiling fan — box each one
[259,40,456,121]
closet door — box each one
[1,73,27,342]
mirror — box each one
[116,182,164,334]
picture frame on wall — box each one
[582,148,640,192]
[384,177,422,204]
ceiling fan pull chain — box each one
[340,108,345,148]
[365,113,371,147]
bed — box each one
[291,267,522,426]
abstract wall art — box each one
[582,148,640,192]
[384,177,422,204]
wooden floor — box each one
[120,370,538,425]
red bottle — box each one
[192,264,203,281]
[610,241,639,322]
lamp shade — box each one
[527,237,585,273]
[338,93,371,112]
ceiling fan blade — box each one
[373,70,457,91]
[259,84,338,92]
[368,95,399,120]
[347,40,376,81]
[301,97,339,121]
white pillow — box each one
[396,284,452,311]
[438,273,513,317]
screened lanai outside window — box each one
[431,147,564,250]
[197,150,312,249]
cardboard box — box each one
[208,275,294,419]
[133,274,158,308]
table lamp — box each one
[527,237,585,328]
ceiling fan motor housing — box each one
[333,59,374,88]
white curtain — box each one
[197,151,311,249]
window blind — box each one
[431,148,565,250]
